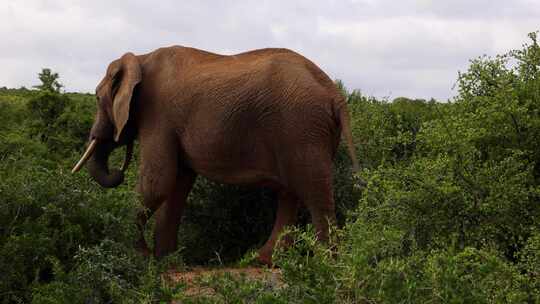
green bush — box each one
[0,155,139,303]
[26,91,94,158]
[269,220,532,303]
[1,31,539,303]
[31,239,184,304]
[519,232,540,302]
[425,247,527,303]
[346,91,440,168]
[356,32,540,260]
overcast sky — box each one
[1,0,539,100]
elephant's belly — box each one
[194,164,282,189]
[182,131,281,187]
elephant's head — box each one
[72,53,141,188]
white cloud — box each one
[0,0,538,100]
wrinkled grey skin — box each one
[79,46,359,265]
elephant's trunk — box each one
[85,140,132,188]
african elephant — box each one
[72,46,359,265]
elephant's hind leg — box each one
[289,149,336,244]
[154,171,196,257]
[299,174,336,244]
[258,191,300,266]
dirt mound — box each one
[168,267,283,297]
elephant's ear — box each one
[111,52,141,142]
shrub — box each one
[26,91,94,159]
[1,32,540,303]
[0,156,138,303]
[269,221,531,303]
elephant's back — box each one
[170,47,342,183]
[180,48,342,148]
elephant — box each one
[72,46,359,265]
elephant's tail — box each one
[334,96,360,174]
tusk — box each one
[71,139,97,173]
[120,142,133,171]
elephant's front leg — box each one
[135,134,179,256]
[154,171,196,257]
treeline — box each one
[0,32,539,303]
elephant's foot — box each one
[256,247,274,266]
[154,244,177,259]
[135,239,152,257]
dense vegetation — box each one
[1,32,539,303]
